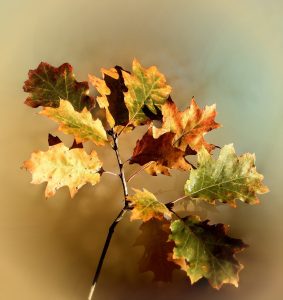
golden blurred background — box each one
[0,0,282,299]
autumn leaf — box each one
[128,188,171,222]
[22,143,103,198]
[89,66,129,129]
[70,139,83,150]
[130,128,191,176]
[169,216,247,289]
[152,97,220,152]
[48,133,62,146]
[134,218,179,282]
[184,144,269,207]
[122,58,172,126]
[40,99,108,146]
[23,62,94,111]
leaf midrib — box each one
[189,176,249,196]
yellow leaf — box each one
[128,188,172,222]
[23,143,103,198]
[40,99,108,146]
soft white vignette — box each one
[0,0,282,299]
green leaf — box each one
[23,62,94,111]
[122,58,172,126]
[184,144,269,207]
[128,188,172,222]
[169,216,247,289]
[40,100,108,146]
[22,142,103,198]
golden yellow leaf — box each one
[22,143,103,198]
[40,99,108,146]
[128,188,172,222]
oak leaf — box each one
[184,144,269,207]
[152,97,220,152]
[89,66,129,129]
[169,216,247,289]
[23,62,94,111]
[134,218,179,282]
[128,188,171,222]
[22,143,103,198]
[130,128,191,176]
[48,133,62,146]
[40,100,108,146]
[122,58,172,126]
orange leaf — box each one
[153,97,221,152]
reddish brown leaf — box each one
[134,218,179,282]
[48,133,62,146]
[89,66,130,128]
[70,139,83,150]
[130,128,191,175]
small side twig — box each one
[166,194,191,207]
[127,162,153,182]
[103,171,119,177]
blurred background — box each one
[0,0,282,299]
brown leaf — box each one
[23,62,94,112]
[70,140,83,150]
[89,66,130,128]
[134,218,179,282]
[152,97,221,152]
[130,128,191,175]
[48,133,62,146]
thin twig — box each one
[88,130,129,300]
[111,132,129,201]
[122,158,131,165]
[117,122,130,136]
[127,162,153,182]
[170,209,183,220]
[88,206,128,300]
[166,194,191,206]
[103,171,119,177]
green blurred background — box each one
[0,0,282,299]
